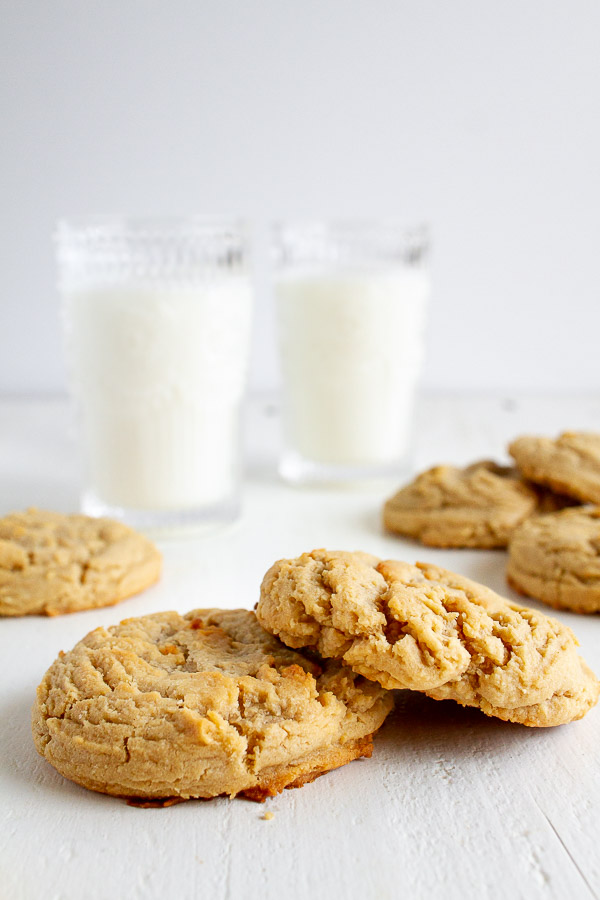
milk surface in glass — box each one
[58,218,252,531]
[275,223,429,482]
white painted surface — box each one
[2,2,600,395]
[1,393,600,900]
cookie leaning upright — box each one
[257,549,599,726]
[509,432,600,503]
[383,461,540,548]
[0,509,161,616]
[508,507,600,614]
[32,608,392,801]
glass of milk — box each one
[273,221,430,484]
[56,216,253,533]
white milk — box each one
[63,279,252,511]
[276,267,429,468]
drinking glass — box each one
[273,220,430,484]
[56,216,253,533]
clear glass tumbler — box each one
[273,220,430,484]
[56,216,253,533]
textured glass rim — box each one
[55,215,251,288]
[55,215,250,253]
[272,218,430,268]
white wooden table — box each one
[2,394,599,900]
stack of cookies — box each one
[31,548,600,804]
[384,431,600,615]
[2,501,598,806]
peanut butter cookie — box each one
[0,509,161,616]
[32,608,393,801]
[383,461,540,548]
[257,549,599,726]
[508,507,600,614]
[509,432,600,503]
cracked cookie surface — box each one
[508,507,600,614]
[510,432,600,503]
[32,608,393,801]
[383,461,541,548]
[257,549,599,726]
[0,508,161,616]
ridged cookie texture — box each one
[0,509,161,616]
[508,507,600,614]
[32,609,393,801]
[383,461,540,548]
[510,432,600,504]
[257,549,599,727]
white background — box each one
[2,0,600,395]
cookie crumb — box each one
[262,811,274,821]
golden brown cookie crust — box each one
[32,608,393,801]
[257,549,599,727]
[507,507,600,614]
[0,509,161,616]
[383,461,540,548]
[510,432,600,503]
